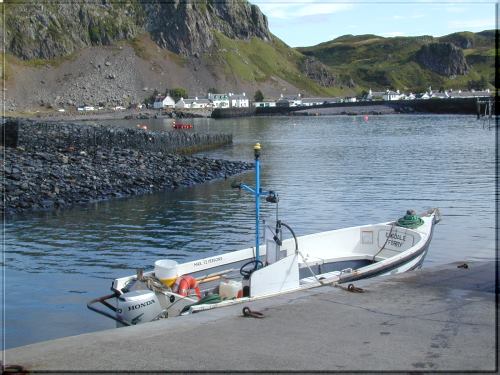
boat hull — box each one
[88,209,439,324]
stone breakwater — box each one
[1,120,252,215]
[2,118,231,154]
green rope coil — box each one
[397,212,424,228]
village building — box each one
[153,95,175,109]
[301,98,335,106]
[175,97,211,109]
[276,93,302,107]
[430,91,450,99]
[367,89,385,101]
[447,89,492,98]
[228,93,249,108]
[208,93,230,108]
[253,101,277,108]
[383,89,403,101]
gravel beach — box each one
[1,119,252,215]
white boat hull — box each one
[88,209,440,325]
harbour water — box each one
[3,114,495,349]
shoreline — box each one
[5,98,488,123]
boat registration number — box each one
[193,256,223,268]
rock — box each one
[415,43,469,76]
[300,57,339,87]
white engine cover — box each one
[116,290,163,325]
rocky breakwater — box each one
[1,119,252,215]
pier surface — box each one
[3,261,496,372]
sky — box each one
[250,0,497,47]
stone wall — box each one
[1,118,232,153]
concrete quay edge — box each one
[3,260,497,372]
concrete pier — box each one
[3,261,497,372]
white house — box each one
[276,93,302,107]
[448,89,492,98]
[383,89,402,101]
[253,101,277,108]
[77,105,95,111]
[175,97,211,109]
[367,89,385,100]
[153,95,175,109]
[228,92,249,108]
[208,93,230,108]
[301,98,333,106]
[430,91,450,99]
[418,92,431,100]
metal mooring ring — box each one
[242,306,264,318]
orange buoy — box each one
[173,275,201,299]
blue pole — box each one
[255,155,260,265]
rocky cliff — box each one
[415,42,469,76]
[142,0,270,56]
[2,2,142,60]
[2,0,270,60]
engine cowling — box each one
[116,290,163,326]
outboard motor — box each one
[116,290,164,326]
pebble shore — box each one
[1,119,253,216]
[2,146,252,215]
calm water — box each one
[3,115,495,349]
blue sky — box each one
[250,0,497,47]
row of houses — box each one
[153,92,250,110]
[256,89,493,108]
[367,88,492,101]
[153,88,493,110]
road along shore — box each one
[1,118,252,215]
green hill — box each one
[297,31,496,93]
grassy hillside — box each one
[298,31,496,93]
[205,32,349,96]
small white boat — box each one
[88,144,440,326]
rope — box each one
[396,212,424,228]
[297,248,325,285]
[142,275,172,294]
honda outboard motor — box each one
[116,290,164,326]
